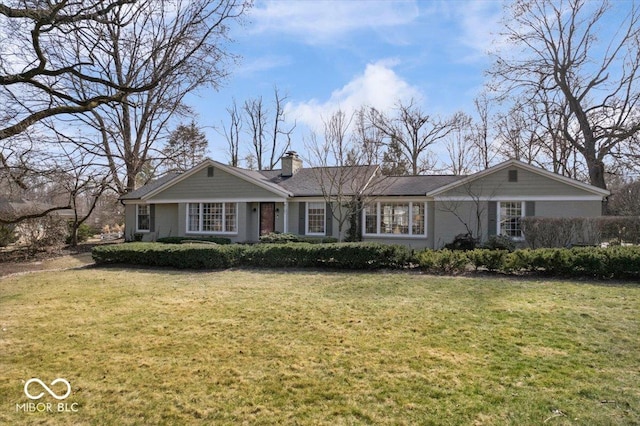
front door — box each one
[260,202,275,236]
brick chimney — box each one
[281,151,302,177]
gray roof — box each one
[259,165,379,197]
[0,197,74,219]
[120,162,466,200]
[375,175,466,196]
[120,173,181,200]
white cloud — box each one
[248,0,419,44]
[286,61,422,131]
[453,0,504,62]
[237,54,292,75]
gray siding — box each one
[154,204,179,238]
[124,204,136,240]
[433,200,488,249]
[441,166,598,198]
[150,166,281,201]
[535,200,602,217]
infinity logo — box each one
[24,378,71,400]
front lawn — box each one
[1,269,638,425]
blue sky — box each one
[186,0,506,164]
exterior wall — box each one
[287,202,301,235]
[433,199,604,248]
[441,166,597,198]
[535,200,602,217]
[154,204,179,238]
[246,202,260,242]
[124,204,136,241]
[433,200,488,249]
[150,166,281,201]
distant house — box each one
[0,198,74,223]
[120,152,609,249]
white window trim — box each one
[136,204,150,233]
[497,201,525,240]
[305,202,326,236]
[362,202,427,238]
[186,202,238,235]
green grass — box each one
[1,268,639,425]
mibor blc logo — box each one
[16,378,79,413]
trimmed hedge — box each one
[92,242,413,270]
[417,246,640,279]
[93,242,640,279]
[156,236,232,245]
[258,232,339,244]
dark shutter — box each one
[298,202,306,235]
[488,201,497,237]
[207,166,214,177]
[149,204,156,232]
[325,202,333,236]
[508,169,518,182]
[525,201,535,217]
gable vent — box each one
[207,166,214,177]
[508,169,518,182]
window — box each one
[137,204,150,232]
[306,202,325,235]
[499,201,524,238]
[363,202,426,237]
[187,202,237,234]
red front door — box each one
[260,203,275,235]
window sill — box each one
[186,232,238,236]
[363,234,427,239]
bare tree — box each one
[220,99,242,166]
[306,109,391,241]
[242,87,295,170]
[1,0,249,229]
[495,102,543,164]
[470,94,496,170]
[608,179,640,216]
[442,112,476,175]
[55,149,110,247]
[369,99,463,175]
[68,0,249,193]
[489,0,640,189]
[0,1,136,142]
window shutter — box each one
[525,201,535,217]
[488,201,497,237]
[325,202,333,236]
[149,204,156,232]
[298,202,306,235]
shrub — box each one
[93,242,412,270]
[0,224,17,247]
[258,232,338,244]
[92,243,243,269]
[521,216,640,248]
[156,236,232,245]
[443,233,477,251]
[19,215,68,252]
[416,249,468,274]
[482,235,516,251]
[66,223,95,244]
[467,249,508,272]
